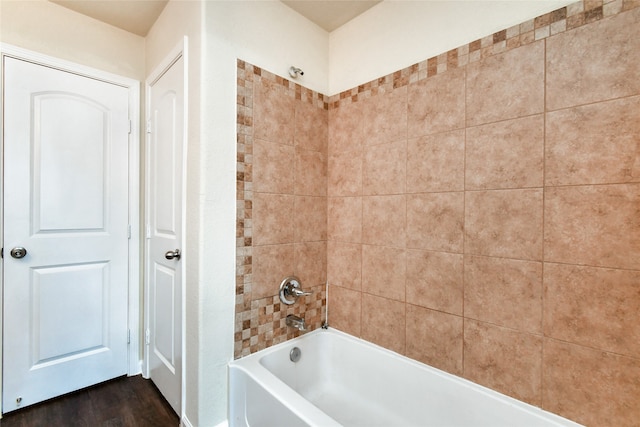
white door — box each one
[2,57,130,412]
[146,53,185,415]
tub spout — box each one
[286,314,308,331]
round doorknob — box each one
[10,247,28,259]
[165,249,181,260]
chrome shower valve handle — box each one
[279,276,313,305]
[290,287,312,297]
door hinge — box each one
[146,223,151,239]
[1,248,3,259]
[127,329,131,344]
[145,329,151,345]
[146,119,152,134]
[128,120,132,134]
[127,224,132,239]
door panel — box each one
[153,263,177,371]
[153,90,179,235]
[35,93,107,231]
[34,262,109,362]
[147,54,184,416]
[2,57,130,412]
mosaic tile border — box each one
[235,60,328,359]
[327,0,640,108]
[234,283,326,358]
[238,60,330,111]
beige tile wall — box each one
[326,2,640,426]
[237,0,640,425]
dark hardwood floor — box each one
[0,375,179,427]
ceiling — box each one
[281,1,381,32]
[49,0,381,36]
[49,0,168,37]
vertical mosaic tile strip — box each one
[235,60,328,359]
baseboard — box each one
[180,415,193,427]
[180,414,228,427]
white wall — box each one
[145,2,206,426]
[201,2,329,424]
[146,1,329,425]
[329,0,574,95]
[206,1,329,94]
[0,0,144,80]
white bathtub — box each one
[229,328,582,427]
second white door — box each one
[146,52,185,416]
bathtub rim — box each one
[228,327,583,427]
[228,331,341,426]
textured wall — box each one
[326,2,640,426]
[0,0,145,80]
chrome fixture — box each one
[279,276,312,305]
[165,249,181,260]
[286,314,308,332]
[288,66,304,78]
[289,347,302,363]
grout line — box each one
[461,65,467,377]
[541,36,548,406]
[545,92,640,114]
[404,83,409,356]
[359,117,365,341]
[544,336,640,362]
[464,111,544,131]
[542,181,640,189]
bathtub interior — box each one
[229,367,309,427]
[259,332,416,426]
[254,329,581,427]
